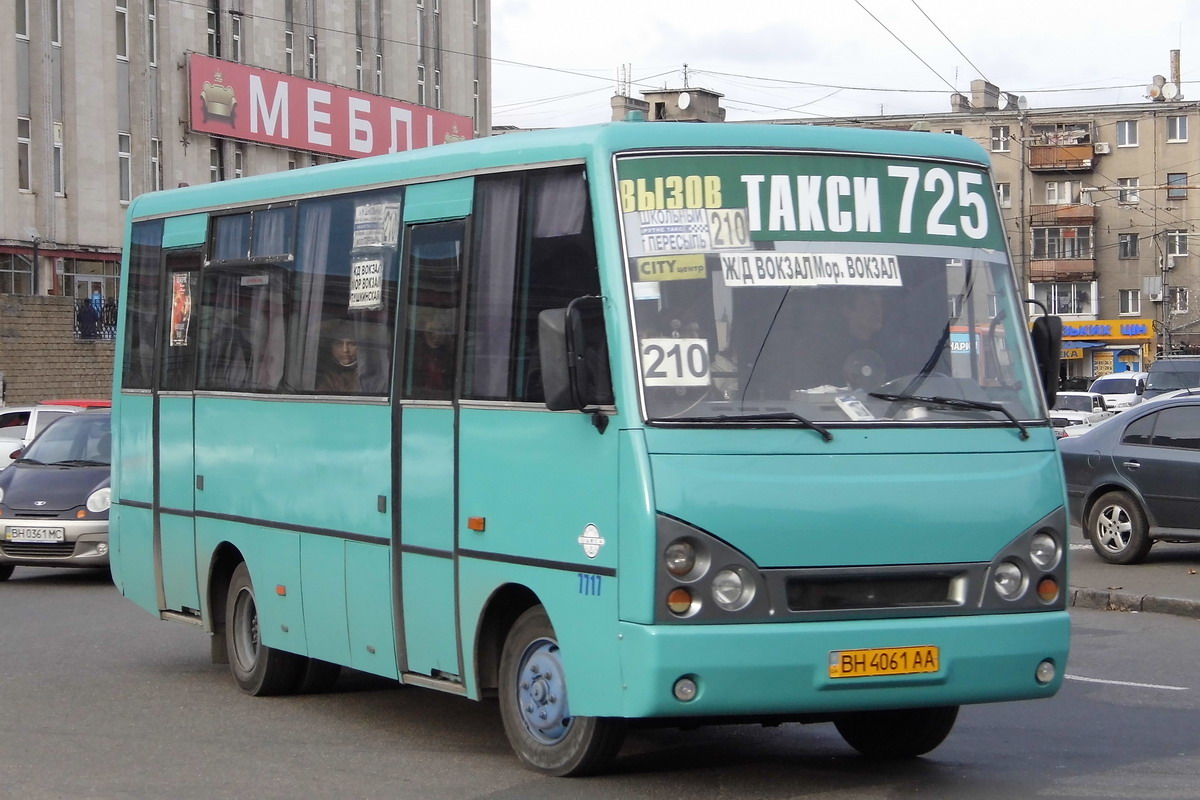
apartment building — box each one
[1,0,488,310]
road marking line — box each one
[1066,674,1189,691]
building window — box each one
[210,143,223,182]
[1119,289,1140,316]
[207,0,220,56]
[0,254,34,294]
[1167,172,1188,200]
[306,34,318,79]
[375,51,384,94]
[229,13,241,62]
[1046,181,1080,204]
[990,125,1010,152]
[1167,229,1189,257]
[995,182,1011,208]
[17,117,31,191]
[1118,233,1139,259]
[53,123,64,195]
[115,0,128,59]
[118,133,132,202]
[1032,226,1093,260]
[1168,115,1188,142]
[147,0,157,66]
[16,0,28,39]
[942,128,963,135]
[355,48,364,90]
[417,64,426,106]
[151,137,163,191]
[50,0,60,45]
[1117,119,1138,147]
[1034,282,1093,315]
[1117,177,1139,204]
[233,144,244,179]
[285,30,294,74]
[1171,286,1189,315]
[434,69,442,109]
[473,79,480,135]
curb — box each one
[1070,587,1200,619]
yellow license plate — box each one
[829,646,940,679]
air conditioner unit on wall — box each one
[1094,142,1112,154]
[1148,292,1164,302]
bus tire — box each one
[226,562,303,696]
[498,606,625,776]
[1086,491,1152,565]
[294,658,341,694]
[0,564,14,581]
[834,705,958,758]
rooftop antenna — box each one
[683,63,690,89]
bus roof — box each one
[128,121,993,220]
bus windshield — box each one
[617,151,1042,425]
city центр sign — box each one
[188,54,472,159]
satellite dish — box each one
[1153,74,1167,87]
[1017,95,1029,110]
[1163,82,1180,99]
[677,91,691,110]
[1147,84,1162,99]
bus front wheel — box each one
[498,606,625,776]
[834,705,958,758]
[226,562,304,696]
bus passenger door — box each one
[395,189,471,680]
[155,249,202,612]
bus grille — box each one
[785,574,957,611]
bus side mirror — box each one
[538,297,613,417]
[1029,314,1063,408]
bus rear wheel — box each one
[226,562,304,696]
[498,606,625,776]
[834,705,959,758]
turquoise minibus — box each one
[111,120,1068,776]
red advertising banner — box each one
[188,53,473,159]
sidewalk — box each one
[1069,536,1200,618]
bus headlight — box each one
[992,561,1026,600]
[664,539,696,577]
[711,567,755,611]
[1029,532,1060,570]
[86,487,112,513]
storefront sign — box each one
[188,54,472,159]
[1061,318,1154,341]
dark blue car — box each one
[0,409,110,581]
[1058,395,1200,564]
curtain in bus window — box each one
[288,201,334,392]
[199,270,286,391]
[212,214,251,261]
[530,170,587,237]
[463,176,521,400]
[251,207,295,258]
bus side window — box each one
[197,269,287,392]
[159,250,202,391]
[462,167,607,405]
[122,219,165,391]
[402,221,464,400]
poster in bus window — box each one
[349,258,384,310]
[352,201,401,249]
[170,273,193,347]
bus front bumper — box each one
[610,610,1069,719]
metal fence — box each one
[74,298,119,340]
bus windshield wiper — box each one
[868,392,1029,440]
[666,412,833,442]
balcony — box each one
[1029,259,1096,282]
[1028,143,1096,172]
[1029,204,1096,225]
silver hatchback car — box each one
[0,410,111,580]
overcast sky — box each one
[489,0,1200,128]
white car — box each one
[1050,411,1096,439]
[0,405,83,470]
[1052,391,1113,425]
[1087,371,1147,411]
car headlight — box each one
[992,561,1027,600]
[86,487,112,513]
[711,567,755,611]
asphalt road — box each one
[3,566,1198,799]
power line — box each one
[909,0,991,85]
[853,0,960,95]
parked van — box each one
[1087,371,1147,411]
[1144,357,1200,399]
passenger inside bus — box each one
[317,321,360,394]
